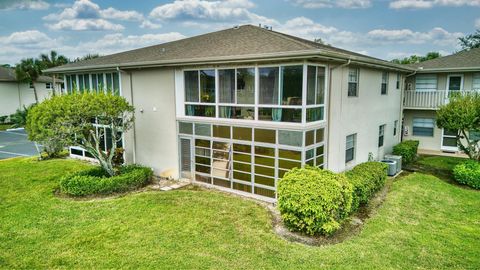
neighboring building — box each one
[403,48,480,153]
[45,25,413,201]
[0,66,61,116]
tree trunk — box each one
[52,75,56,96]
[32,82,39,104]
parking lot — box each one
[0,129,39,160]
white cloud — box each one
[475,18,480,29]
[100,7,144,21]
[390,0,480,9]
[0,0,49,10]
[367,27,463,46]
[140,20,162,29]
[278,17,338,38]
[43,0,150,31]
[48,19,125,31]
[149,0,277,25]
[288,0,371,9]
[0,30,61,64]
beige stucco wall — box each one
[121,68,179,178]
[327,66,403,172]
[0,81,52,116]
[403,110,442,151]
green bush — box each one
[393,140,420,164]
[453,160,480,189]
[345,162,388,211]
[60,165,153,196]
[277,166,353,236]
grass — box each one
[0,124,12,131]
[1,158,480,269]
[417,155,467,171]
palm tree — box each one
[40,51,69,96]
[15,58,43,104]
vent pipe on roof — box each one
[233,25,239,29]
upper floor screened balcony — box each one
[404,73,480,109]
[177,63,327,125]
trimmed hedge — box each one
[277,166,353,236]
[345,162,388,211]
[393,140,419,164]
[453,160,480,189]
[60,165,153,196]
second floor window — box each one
[378,124,385,147]
[348,68,359,97]
[396,73,400,90]
[185,70,215,103]
[415,74,437,91]
[394,120,398,136]
[381,72,388,95]
[46,82,52,89]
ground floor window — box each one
[412,118,435,137]
[345,134,356,163]
[178,121,326,200]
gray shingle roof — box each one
[412,47,480,71]
[0,66,56,83]
[46,25,412,73]
[0,66,17,81]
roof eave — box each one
[45,49,414,73]
[416,67,480,73]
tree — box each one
[40,50,69,96]
[26,92,134,175]
[436,93,480,161]
[73,54,101,62]
[15,58,44,104]
[458,29,480,50]
[391,51,442,64]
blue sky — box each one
[0,0,479,65]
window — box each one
[473,73,480,91]
[381,72,388,95]
[378,124,385,147]
[348,68,359,97]
[415,74,437,91]
[259,65,303,105]
[394,120,398,136]
[46,82,52,89]
[278,130,302,147]
[346,134,356,163]
[396,73,400,90]
[306,65,326,122]
[29,82,34,88]
[413,118,435,137]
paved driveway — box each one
[0,129,39,160]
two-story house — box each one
[403,48,480,154]
[45,25,413,202]
[0,66,61,116]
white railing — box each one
[404,90,478,109]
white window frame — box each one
[396,73,401,90]
[345,133,356,163]
[178,62,328,127]
[394,120,398,136]
[415,74,437,92]
[412,118,435,137]
[473,73,480,91]
[381,71,389,95]
[348,67,359,97]
[378,124,386,147]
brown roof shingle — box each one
[412,47,480,71]
[46,25,412,73]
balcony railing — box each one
[404,90,478,109]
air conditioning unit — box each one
[384,154,402,173]
[381,159,397,176]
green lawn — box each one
[1,158,480,269]
[0,124,12,131]
[416,155,467,171]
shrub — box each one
[10,105,33,128]
[277,166,353,236]
[393,140,419,164]
[345,162,388,211]
[60,165,153,196]
[453,160,480,189]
